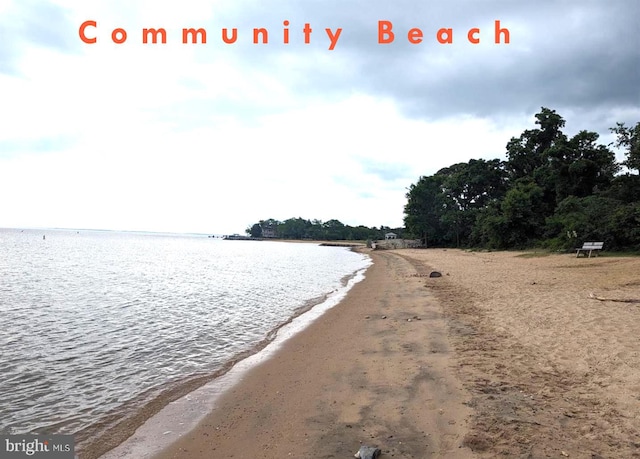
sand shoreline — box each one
[77,254,371,459]
[85,248,640,459]
[148,249,476,458]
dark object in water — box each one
[355,445,382,459]
[429,271,442,278]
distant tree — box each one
[548,130,618,202]
[505,107,567,182]
[351,225,376,241]
[602,174,640,204]
[279,217,311,239]
[404,108,640,251]
[246,217,384,241]
[545,195,625,250]
[436,159,508,246]
[499,180,545,248]
[609,203,640,251]
[611,121,640,173]
[322,219,346,240]
[470,202,506,249]
[260,218,280,237]
[404,175,447,246]
[249,223,262,238]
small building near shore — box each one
[385,232,397,240]
[261,226,277,238]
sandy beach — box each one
[148,249,476,459]
[92,248,640,459]
[397,249,640,458]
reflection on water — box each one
[0,229,369,436]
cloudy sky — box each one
[1,0,638,234]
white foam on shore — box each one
[97,259,371,459]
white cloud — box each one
[1,0,637,234]
[0,85,523,233]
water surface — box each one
[0,229,370,437]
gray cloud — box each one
[195,0,639,132]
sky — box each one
[0,0,639,235]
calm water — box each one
[0,228,370,437]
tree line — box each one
[404,107,640,251]
[246,218,404,241]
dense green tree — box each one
[245,218,385,241]
[499,180,546,248]
[404,108,639,251]
[404,175,447,246]
[548,130,618,202]
[602,174,640,204]
[321,219,346,240]
[505,108,567,182]
[436,159,508,246]
[279,217,312,239]
[245,111,638,250]
[438,159,507,210]
[611,122,640,173]
[609,203,640,250]
[470,203,507,249]
[504,107,569,216]
[248,223,262,238]
[351,225,378,241]
[545,196,625,250]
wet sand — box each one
[150,249,476,458]
[94,248,640,458]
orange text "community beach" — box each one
[78,20,511,50]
